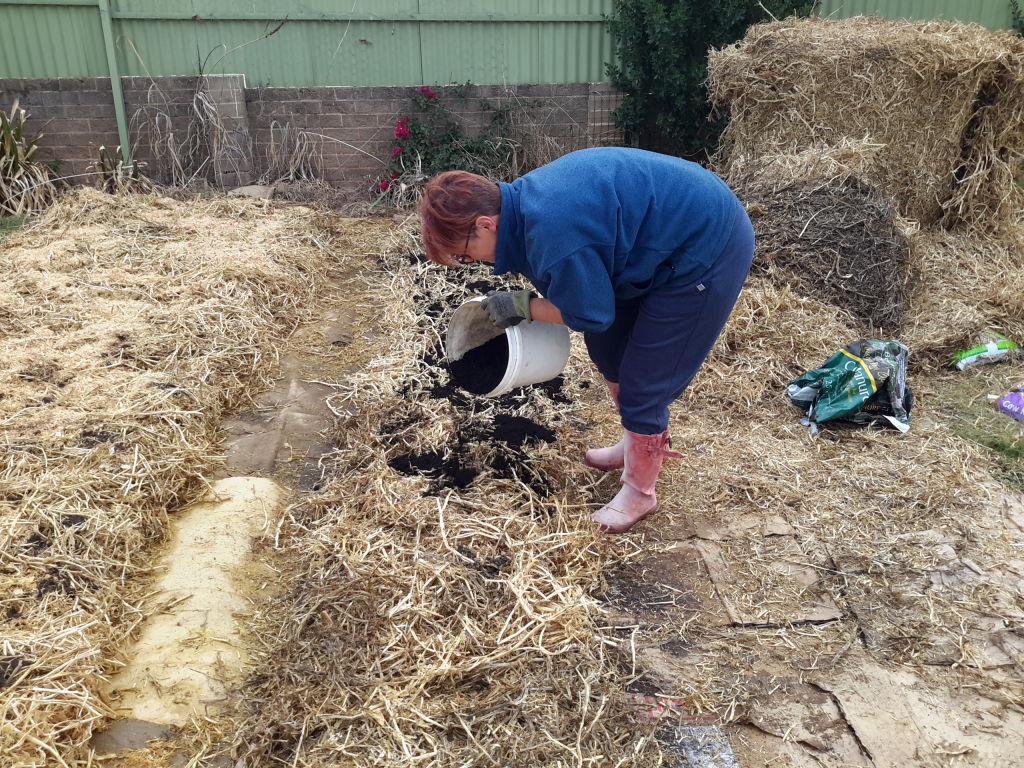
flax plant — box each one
[0,100,58,215]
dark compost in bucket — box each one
[449,334,508,395]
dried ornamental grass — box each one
[708,16,1024,232]
[0,188,343,766]
[129,78,255,188]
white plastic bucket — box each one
[446,296,571,398]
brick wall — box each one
[0,75,623,196]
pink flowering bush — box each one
[374,84,516,202]
[394,116,410,140]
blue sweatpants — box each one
[583,207,754,435]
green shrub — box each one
[1013,0,1024,34]
[604,0,815,162]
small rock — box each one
[90,718,173,754]
[228,185,276,199]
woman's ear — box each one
[475,215,499,233]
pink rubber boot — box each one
[591,430,682,534]
[584,380,625,471]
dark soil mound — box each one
[737,174,915,332]
[386,413,557,498]
[382,270,572,501]
[490,414,556,447]
[388,449,479,491]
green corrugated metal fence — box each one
[816,0,1014,29]
[0,1,1017,87]
[0,0,612,86]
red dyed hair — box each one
[418,170,501,265]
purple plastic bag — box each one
[997,391,1024,422]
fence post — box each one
[96,0,131,165]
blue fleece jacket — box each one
[493,147,744,332]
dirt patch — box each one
[386,412,558,496]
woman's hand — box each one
[482,290,534,328]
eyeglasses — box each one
[451,227,474,265]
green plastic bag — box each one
[787,339,911,433]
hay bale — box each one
[725,140,1024,365]
[708,16,1024,231]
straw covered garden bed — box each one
[204,228,1024,766]
[708,15,1024,232]
[215,253,669,765]
[0,188,345,764]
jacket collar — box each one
[493,180,529,276]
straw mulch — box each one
[0,188,346,766]
[216,16,1024,764]
[598,17,1024,754]
[618,275,1024,750]
[900,226,1024,365]
[217,238,1024,765]
[708,16,1024,233]
[225,251,667,767]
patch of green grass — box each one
[931,363,1024,491]
[0,215,23,241]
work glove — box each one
[482,290,534,328]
